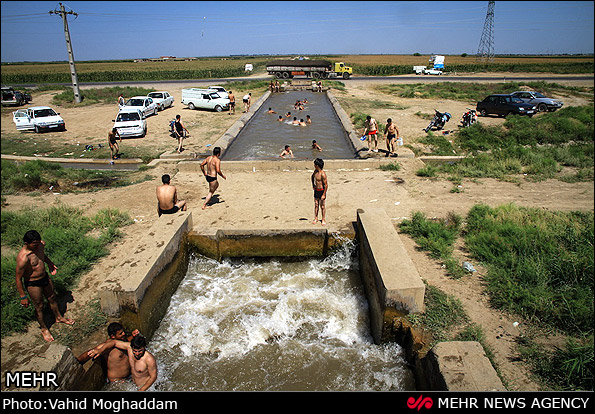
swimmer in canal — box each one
[306,115,312,124]
[277,116,284,122]
[88,334,157,391]
[280,145,294,158]
[77,322,140,383]
[200,146,226,210]
[285,111,292,118]
[311,158,328,226]
[267,108,276,114]
[15,230,75,342]
[299,118,307,126]
[156,174,187,217]
[292,117,299,125]
[312,140,322,151]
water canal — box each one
[222,90,356,161]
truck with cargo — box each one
[413,55,445,75]
[266,59,353,79]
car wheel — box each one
[538,103,548,112]
[215,105,223,112]
[188,102,196,110]
[34,125,40,133]
[479,109,487,117]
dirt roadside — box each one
[1,73,593,391]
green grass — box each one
[1,159,153,195]
[465,204,594,336]
[430,105,594,182]
[376,81,593,103]
[399,211,466,279]
[1,205,132,335]
[52,86,156,106]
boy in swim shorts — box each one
[200,147,226,210]
[311,158,328,225]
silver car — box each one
[510,91,563,112]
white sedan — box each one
[147,91,174,111]
[12,106,65,132]
[122,96,158,117]
[113,108,147,138]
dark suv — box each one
[476,94,536,117]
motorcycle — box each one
[424,109,451,133]
[460,108,477,128]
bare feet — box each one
[321,220,326,226]
[312,219,318,224]
[57,317,75,325]
[41,328,54,342]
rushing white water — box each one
[111,241,414,391]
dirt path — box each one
[1,73,593,391]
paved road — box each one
[14,74,594,88]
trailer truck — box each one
[266,59,353,79]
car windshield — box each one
[534,92,546,98]
[126,99,144,106]
[33,108,57,118]
[209,93,221,99]
[148,93,163,99]
[116,112,141,122]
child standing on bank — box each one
[311,158,328,226]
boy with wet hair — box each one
[200,147,226,210]
[311,158,328,226]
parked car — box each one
[509,91,563,112]
[122,96,158,117]
[181,88,230,112]
[2,86,32,106]
[206,85,229,99]
[112,108,147,138]
[12,106,65,132]
[476,94,536,117]
[147,91,174,111]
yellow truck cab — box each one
[333,62,353,78]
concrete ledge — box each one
[1,154,143,165]
[356,208,425,344]
[420,341,506,391]
[187,228,332,260]
[99,211,192,338]
[326,90,367,156]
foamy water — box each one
[128,241,414,391]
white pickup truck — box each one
[181,88,229,112]
[413,66,443,75]
[12,106,65,132]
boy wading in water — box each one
[200,146,226,210]
[15,230,74,342]
[311,158,328,225]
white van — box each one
[181,88,230,112]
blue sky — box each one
[1,1,593,62]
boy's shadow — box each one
[201,194,224,206]
[43,291,75,329]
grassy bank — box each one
[1,205,132,335]
[421,105,594,182]
[400,204,593,390]
[1,159,154,197]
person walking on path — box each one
[363,115,379,153]
[242,92,251,113]
[15,230,74,342]
[383,118,400,157]
[200,147,226,210]
[173,114,190,153]
[117,93,125,109]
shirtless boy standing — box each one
[228,90,235,115]
[200,147,226,210]
[156,174,187,216]
[108,127,122,161]
[383,118,400,157]
[88,334,157,391]
[363,115,379,153]
[311,158,328,226]
[15,230,74,342]
[77,322,140,383]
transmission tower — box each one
[476,1,495,63]
[49,3,82,103]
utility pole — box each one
[476,1,496,63]
[50,3,82,103]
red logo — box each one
[407,395,433,411]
